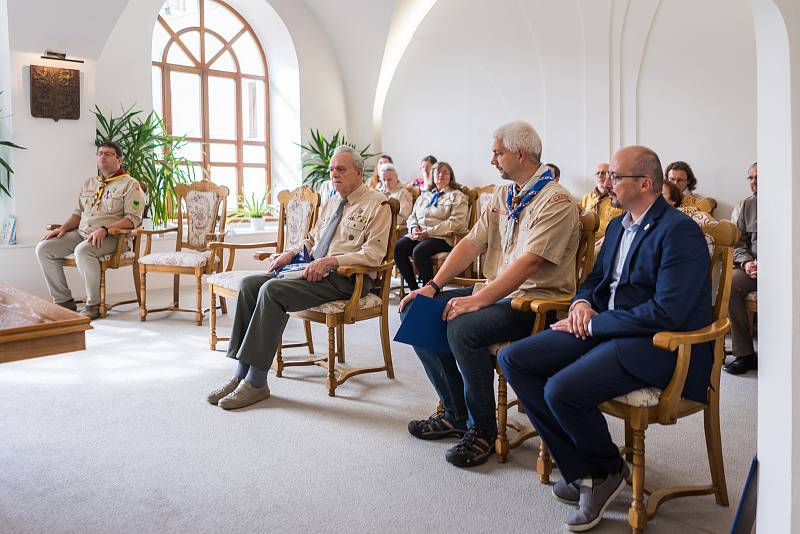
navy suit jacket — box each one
[574,195,712,403]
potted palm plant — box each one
[0,91,25,199]
[298,129,375,191]
[238,192,276,231]
[94,106,195,228]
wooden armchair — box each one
[45,225,143,318]
[275,198,400,396]
[470,184,498,278]
[493,210,598,463]
[137,180,229,325]
[539,220,738,534]
[206,186,320,350]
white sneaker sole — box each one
[565,476,626,532]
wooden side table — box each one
[0,284,92,363]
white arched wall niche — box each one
[638,0,756,218]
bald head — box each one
[609,146,663,216]
[613,146,663,191]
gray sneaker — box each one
[218,380,269,410]
[553,478,581,505]
[565,463,629,532]
[81,304,100,320]
[206,378,241,405]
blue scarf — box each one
[425,189,444,208]
[502,169,555,253]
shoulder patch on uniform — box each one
[550,193,572,204]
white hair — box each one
[332,145,364,174]
[378,163,397,178]
[493,121,542,162]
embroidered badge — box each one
[133,200,140,208]
[550,193,571,203]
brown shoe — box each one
[218,380,269,410]
[206,378,241,405]
[81,304,100,320]
[56,299,78,311]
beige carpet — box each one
[0,289,757,533]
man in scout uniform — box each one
[35,142,145,319]
[399,121,581,468]
[579,162,624,251]
[206,145,392,410]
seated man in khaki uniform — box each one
[35,142,145,319]
[207,145,392,410]
[579,162,624,252]
[400,121,581,467]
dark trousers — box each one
[498,329,649,483]
[404,288,536,437]
[394,236,451,291]
[226,272,366,370]
[729,267,757,357]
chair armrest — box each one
[450,276,486,286]
[206,232,226,243]
[254,250,281,261]
[652,318,731,352]
[107,227,133,236]
[47,224,61,230]
[136,227,178,236]
[337,262,393,276]
[209,240,277,252]
[652,318,731,425]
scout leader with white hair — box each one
[378,163,413,221]
[207,145,392,410]
[399,121,581,468]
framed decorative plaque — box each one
[29,65,80,121]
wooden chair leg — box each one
[326,319,337,397]
[99,267,108,318]
[628,416,648,534]
[537,441,552,484]
[209,288,218,350]
[139,268,148,321]
[132,262,141,305]
[303,320,315,354]
[379,310,394,378]
[336,323,345,363]
[173,274,180,308]
[220,296,227,314]
[275,340,284,377]
[495,370,509,462]
[704,402,729,506]
[194,272,203,325]
[624,420,634,462]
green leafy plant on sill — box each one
[94,105,196,228]
[229,192,276,222]
[0,91,27,198]
[297,129,375,192]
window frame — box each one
[152,0,271,209]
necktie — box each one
[312,196,348,259]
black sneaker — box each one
[408,412,467,440]
[445,427,495,467]
[724,354,758,375]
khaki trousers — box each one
[35,230,119,306]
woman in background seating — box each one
[395,161,468,291]
[410,155,437,191]
[378,163,413,221]
[367,153,393,189]
[663,181,716,254]
[665,160,715,213]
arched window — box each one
[152,0,270,210]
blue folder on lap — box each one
[394,295,451,353]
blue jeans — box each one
[402,287,536,437]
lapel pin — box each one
[644,223,650,231]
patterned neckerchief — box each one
[502,169,555,253]
[92,168,129,208]
[425,189,446,208]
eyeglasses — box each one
[746,175,757,182]
[609,173,649,185]
[96,151,118,157]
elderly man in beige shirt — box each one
[35,141,145,319]
[207,145,392,410]
[399,121,581,468]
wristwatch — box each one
[427,280,442,294]
[101,225,109,235]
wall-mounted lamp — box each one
[39,50,84,64]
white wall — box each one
[380,0,756,220]
[0,0,13,218]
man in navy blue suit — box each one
[498,146,712,532]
